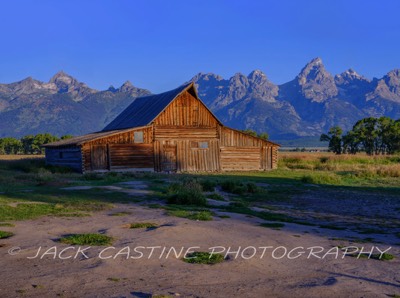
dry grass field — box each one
[282,151,400,176]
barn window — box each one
[191,141,208,149]
[134,131,143,143]
[198,142,208,149]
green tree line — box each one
[0,133,73,155]
[320,117,400,155]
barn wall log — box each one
[272,147,278,169]
[153,140,161,172]
[109,144,154,169]
[45,147,83,172]
[79,127,154,172]
[178,139,219,172]
[82,144,91,172]
[153,139,220,172]
[154,127,217,140]
[220,146,262,171]
[219,127,279,170]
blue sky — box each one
[1,0,400,92]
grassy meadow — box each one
[279,152,400,187]
[0,152,399,244]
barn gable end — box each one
[153,90,219,128]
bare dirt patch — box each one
[251,188,400,245]
[62,181,153,196]
[1,201,399,297]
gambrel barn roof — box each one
[103,82,221,131]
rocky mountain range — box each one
[1,58,399,140]
[0,72,150,138]
[192,58,400,139]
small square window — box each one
[134,131,143,143]
[198,142,208,149]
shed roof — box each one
[42,126,148,148]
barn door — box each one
[161,143,177,172]
[266,147,272,169]
[91,145,109,171]
[261,146,272,170]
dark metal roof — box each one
[103,83,195,131]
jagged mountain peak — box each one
[309,57,323,66]
[121,80,133,87]
[118,80,136,92]
[12,76,45,86]
[17,77,42,87]
[346,68,357,75]
[247,69,267,81]
[335,68,370,85]
[293,57,337,102]
[191,72,224,82]
[115,80,151,96]
[343,68,363,78]
[52,70,68,77]
[340,68,360,78]
[248,69,265,76]
[49,71,76,83]
[228,73,249,90]
[6,76,56,95]
[47,71,96,100]
[383,69,400,88]
[49,71,80,91]
[386,69,400,78]
[20,76,35,82]
[231,72,247,79]
[377,69,400,98]
[298,57,328,82]
[298,57,324,75]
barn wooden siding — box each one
[44,147,82,171]
[152,90,221,172]
[154,90,219,127]
[154,127,218,139]
[220,127,277,171]
[153,139,220,172]
[81,127,153,172]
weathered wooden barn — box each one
[44,83,280,173]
